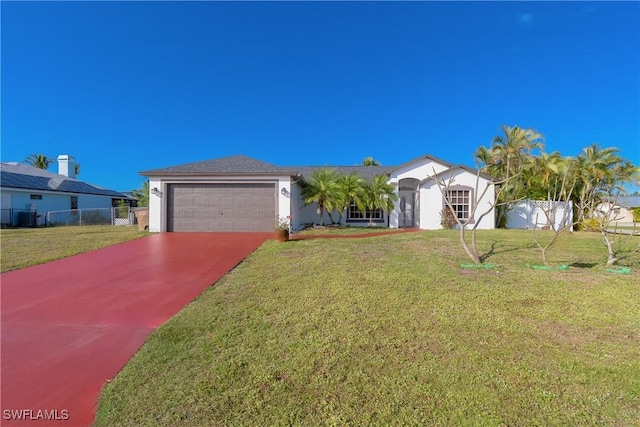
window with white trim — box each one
[347,201,382,221]
[445,188,472,222]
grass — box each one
[295,225,404,236]
[0,225,149,273]
[95,230,640,426]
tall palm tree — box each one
[575,143,623,222]
[336,172,366,223]
[491,125,544,226]
[24,153,53,169]
[301,168,340,226]
[362,174,398,225]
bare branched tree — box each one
[432,167,511,264]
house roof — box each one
[290,165,394,182]
[0,162,131,198]
[417,164,495,185]
[140,155,300,176]
[613,196,640,208]
[140,154,488,183]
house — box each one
[596,196,640,224]
[0,155,133,227]
[140,154,495,233]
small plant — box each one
[275,216,291,231]
[579,218,600,232]
[440,206,457,229]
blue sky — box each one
[2,1,639,192]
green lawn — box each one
[0,225,149,273]
[96,230,640,426]
[295,225,404,236]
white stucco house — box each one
[0,155,133,226]
[595,196,640,224]
[140,154,495,233]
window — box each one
[347,201,383,221]
[445,188,472,222]
[30,194,43,200]
[71,196,78,210]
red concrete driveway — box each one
[1,232,271,426]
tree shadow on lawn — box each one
[569,262,598,269]
[479,240,537,263]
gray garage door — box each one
[167,183,276,232]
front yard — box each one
[95,230,640,426]
[0,226,148,273]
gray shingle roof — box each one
[0,163,130,198]
[291,165,394,181]
[140,154,487,183]
[614,196,640,208]
[140,155,299,175]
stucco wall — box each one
[147,175,292,232]
[420,170,495,230]
[390,157,450,182]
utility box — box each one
[18,211,37,227]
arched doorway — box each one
[398,178,418,228]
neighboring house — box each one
[140,154,495,233]
[0,155,133,226]
[596,196,640,224]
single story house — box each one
[596,196,640,224]
[140,154,495,233]
[1,155,133,226]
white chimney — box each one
[57,155,77,179]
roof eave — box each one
[139,171,301,177]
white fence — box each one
[46,207,135,227]
[506,200,573,231]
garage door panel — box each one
[167,183,276,232]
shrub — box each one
[578,218,600,232]
[440,206,457,229]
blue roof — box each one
[0,163,130,198]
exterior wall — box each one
[148,178,162,232]
[593,202,635,224]
[388,158,449,229]
[147,175,293,232]
[390,158,450,182]
[419,170,495,230]
[291,182,389,230]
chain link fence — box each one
[45,207,135,227]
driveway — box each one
[1,232,271,426]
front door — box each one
[399,191,415,228]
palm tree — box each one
[491,125,544,226]
[362,157,381,166]
[362,174,398,225]
[474,146,497,174]
[24,153,53,169]
[336,172,366,223]
[575,143,623,222]
[301,168,340,226]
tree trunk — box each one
[601,230,618,266]
[460,227,481,264]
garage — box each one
[167,183,277,232]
